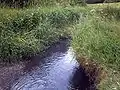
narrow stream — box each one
[1,39,90,90]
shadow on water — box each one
[0,38,95,90]
[23,39,70,73]
[70,67,90,90]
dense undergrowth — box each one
[0,7,81,62]
[1,1,120,90]
[71,4,120,90]
[0,0,86,8]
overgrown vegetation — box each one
[0,7,80,62]
[71,4,120,90]
[0,0,86,8]
[1,0,120,90]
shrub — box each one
[46,9,80,28]
[0,8,80,62]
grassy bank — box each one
[71,3,120,90]
[0,7,81,62]
[1,1,120,90]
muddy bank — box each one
[0,39,93,90]
[77,57,106,90]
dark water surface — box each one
[0,39,90,90]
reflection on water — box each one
[11,39,90,90]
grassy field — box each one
[0,1,120,90]
[71,3,120,90]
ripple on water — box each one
[11,39,90,90]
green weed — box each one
[71,4,120,89]
[0,7,80,62]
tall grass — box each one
[98,5,120,20]
[71,5,120,89]
[72,17,120,71]
[0,7,80,62]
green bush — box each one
[0,7,80,62]
[46,9,80,28]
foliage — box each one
[0,0,86,8]
[71,4,120,90]
[98,6,120,20]
[0,7,80,62]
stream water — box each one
[0,39,90,90]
